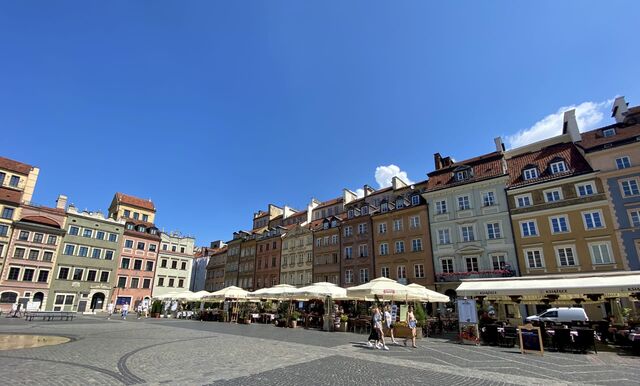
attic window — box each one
[603,128,616,137]
[381,202,388,213]
[411,194,420,206]
[455,168,472,181]
[137,225,146,232]
[347,209,354,219]
[361,206,369,215]
[323,222,329,230]
[395,198,404,209]
[331,220,337,228]
[549,160,567,174]
[523,168,538,180]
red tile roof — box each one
[506,142,592,188]
[0,156,33,175]
[20,215,62,228]
[314,197,343,209]
[0,187,22,205]
[579,123,640,151]
[116,192,155,211]
[426,152,506,191]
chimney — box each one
[343,188,357,205]
[434,153,443,170]
[611,96,629,123]
[442,156,454,168]
[392,176,408,190]
[55,194,68,210]
[562,109,581,143]
[494,137,505,153]
[363,185,375,197]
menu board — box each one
[399,305,408,322]
[518,323,544,355]
[457,299,477,324]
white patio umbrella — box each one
[293,282,348,300]
[154,291,192,300]
[205,286,249,300]
[406,283,450,303]
[184,290,213,300]
[249,284,298,300]
[346,277,410,300]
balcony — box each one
[436,269,515,282]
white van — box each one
[525,307,589,324]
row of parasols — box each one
[154,277,451,303]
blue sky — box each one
[1,1,639,245]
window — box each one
[18,231,29,241]
[359,268,369,283]
[0,172,4,185]
[550,216,569,233]
[142,214,149,222]
[465,257,478,272]
[124,240,133,248]
[414,264,425,278]
[96,231,105,240]
[435,200,447,214]
[411,238,422,252]
[178,279,184,288]
[12,247,27,259]
[347,209,354,219]
[590,242,612,264]
[158,277,165,287]
[8,267,20,280]
[344,226,352,237]
[105,250,114,260]
[146,261,154,272]
[344,247,352,259]
[133,212,139,220]
[134,259,143,270]
[520,221,537,237]
[82,228,93,238]
[358,244,368,257]
[33,233,43,243]
[72,268,84,280]
[395,198,405,209]
[461,225,475,242]
[181,261,187,270]
[357,223,367,234]
[603,128,616,137]
[486,223,501,239]
[411,195,420,206]
[109,233,118,242]
[516,194,532,208]
[458,196,471,210]
[491,254,506,270]
[123,210,131,218]
[171,260,178,269]
[393,219,402,231]
[550,161,567,174]
[381,202,388,212]
[92,248,102,259]
[556,246,577,266]
[58,267,70,280]
[456,169,470,181]
[0,224,7,237]
[345,269,353,284]
[523,168,538,180]
[621,179,640,197]
[316,238,321,247]
[381,267,390,278]
[100,271,110,282]
[142,278,151,288]
[161,259,167,268]
[526,249,544,268]
[410,216,420,228]
[78,246,88,257]
[87,270,97,282]
[438,229,451,245]
[54,294,74,306]
[378,223,387,234]
[482,191,495,207]
[126,223,134,230]
[630,210,640,227]
[574,182,595,197]
[379,243,389,255]
[394,241,405,253]
[7,175,18,187]
[441,258,454,273]
[47,235,57,245]
[1,207,14,219]
[131,278,139,288]
[149,244,157,252]
[616,156,631,169]
[137,242,145,250]
[42,251,53,262]
[583,211,604,229]
[28,249,39,260]
[397,265,406,279]
[37,270,49,283]
[121,257,130,269]
[544,189,562,202]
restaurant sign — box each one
[544,289,568,294]
[383,289,395,294]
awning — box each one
[456,271,640,298]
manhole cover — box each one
[0,335,70,350]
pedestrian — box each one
[106,302,114,319]
[143,302,149,318]
[121,302,129,320]
[374,305,389,350]
[136,303,143,319]
[384,304,398,345]
[366,305,380,348]
[404,305,418,348]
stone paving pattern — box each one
[0,316,637,385]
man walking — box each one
[121,302,129,320]
[106,302,114,319]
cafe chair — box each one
[482,324,499,346]
[499,326,518,348]
[573,329,597,354]
[552,328,571,352]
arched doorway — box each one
[33,292,44,310]
[90,293,105,311]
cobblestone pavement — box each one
[0,316,637,385]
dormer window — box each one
[523,167,538,180]
[381,202,388,212]
[137,225,146,232]
[411,194,420,206]
[323,222,329,230]
[455,167,472,181]
[603,128,616,137]
[126,223,134,230]
[395,198,404,209]
[331,220,337,228]
[348,209,354,219]
[549,160,567,174]
[149,228,157,235]
[361,205,369,215]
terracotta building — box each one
[311,216,343,285]
[238,233,257,290]
[254,227,284,289]
[204,244,227,291]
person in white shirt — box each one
[121,302,129,320]
[106,303,114,319]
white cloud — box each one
[374,164,414,188]
[355,188,365,198]
[505,99,614,149]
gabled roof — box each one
[0,156,33,175]
[506,142,592,188]
[579,122,640,151]
[426,151,505,191]
[115,192,155,211]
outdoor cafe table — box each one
[304,313,323,329]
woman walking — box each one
[373,305,389,350]
[405,305,418,348]
[384,305,397,345]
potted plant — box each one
[151,300,162,318]
[339,314,349,332]
[289,311,301,328]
